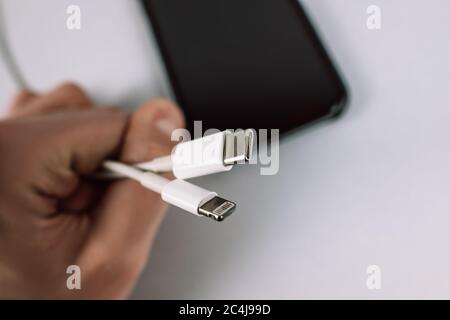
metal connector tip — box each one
[223,129,254,165]
[198,197,236,221]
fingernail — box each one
[156,118,179,137]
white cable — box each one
[102,160,236,221]
[103,160,168,193]
[135,155,173,173]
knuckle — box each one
[137,98,177,116]
[56,82,91,105]
[57,81,83,93]
[39,166,79,199]
[15,90,35,101]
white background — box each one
[1,0,450,299]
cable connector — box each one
[159,179,235,222]
[103,161,235,222]
[136,129,254,179]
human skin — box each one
[0,82,184,299]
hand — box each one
[0,83,184,299]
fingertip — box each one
[120,99,185,163]
[14,90,37,103]
[54,81,85,94]
[8,90,37,111]
[137,98,185,129]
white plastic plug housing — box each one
[161,179,217,215]
[171,131,232,180]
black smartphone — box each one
[141,0,348,134]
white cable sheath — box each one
[138,172,170,194]
[136,155,173,172]
[103,161,169,193]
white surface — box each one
[0,0,172,113]
[1,0,450,299]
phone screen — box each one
[142,0,347,134]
